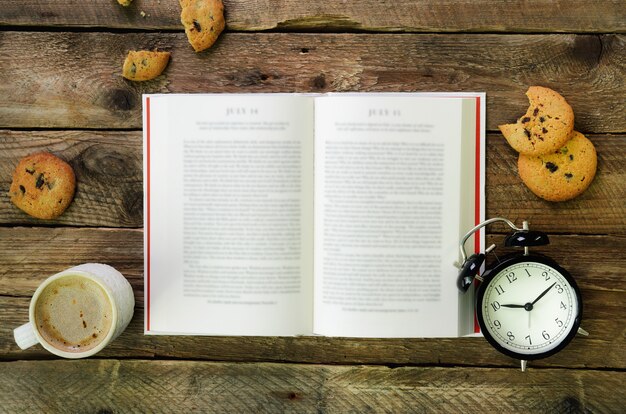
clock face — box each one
[477,256,582,360]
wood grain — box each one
[0,32,624,131]
[3,294,623,369]
[486,133,626,235]
[1,130,624,233]
[0,228,623,368]
[0,131,143,227]
[0,2,623,411]
[1,0,625,33]
[1,360,624,413]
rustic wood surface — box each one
[0,0,624,412]
[1,0,625,33]
[0,32,625,131]
[1,229,624,369]
[1,130,623,232]
[2,360,625,413]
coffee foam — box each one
[34,275,113,353]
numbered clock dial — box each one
[476,255,582,360]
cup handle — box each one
[14,322,39,350]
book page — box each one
[313,94,480,337]
[144,94,314,336]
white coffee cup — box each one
[13,263,135,358]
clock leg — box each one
[577,327,589,336]
[521,360,528,372]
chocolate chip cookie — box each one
[122,50,170,81]
[9,152,76,219]
[517,131,597,202]
[180,0,225,52]
[499,86,574,156]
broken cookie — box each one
[180,0,225,52]
[122,50,171,81]
[499,86,574,156]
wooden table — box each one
[1,1,625,412]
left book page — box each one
[143,94,315,335]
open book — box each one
[143,92,485,337]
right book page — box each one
[313,93,484,337]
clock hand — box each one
[499,282,557,312]
[531,282,557,306]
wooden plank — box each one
[0,131,143,227]
[1,360,624,413]
[2,293,623,369]
[1,130,624,233]
[0,32,624,131]
[1,1,625,33]
[486,133,626,234]
[0,228,143,297]
[1,228,623,369]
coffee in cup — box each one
[34,275,114,353]
[14,263,134,358]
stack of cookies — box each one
[499,86,597,201]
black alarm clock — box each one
[456,217,587,371]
